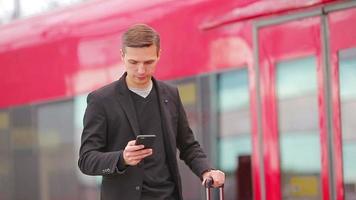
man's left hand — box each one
[202,169,225,188]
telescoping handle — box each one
[204,177,224,200]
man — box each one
[78,24,225,200]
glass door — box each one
[258,16,330,200]
[328,6,356,200]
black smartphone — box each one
[135,135,156,149]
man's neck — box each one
[127,79,153,98]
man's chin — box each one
[133,79,150,86]
[135,78,147,83]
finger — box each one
[125,140,144,151]
[212,177,224,187]
[127,140,136,146]
[202,176,214,187]
[201,171,212,185]
[129,153,152,160]
[126,148,152,156]
[125,149,152,159]
[201,177,206,186]
[125,144,145,152]
[127,159,141,166]
[209,177,219,187]
[126,153,152,165]
[201,178,206,186]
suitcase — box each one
[204,177,224,200]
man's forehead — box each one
[125,53,158,60]
[123,47,159,60]
[124,45,158,54]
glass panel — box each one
[276,57,322,200]
[0,99,102,200]
[175,79,202,200]
[37,100,80,199]
[0,110,12,200]
[10,106,40,200]
[218,69,251,171]
[218,69,252,200]
[339,48,356,200]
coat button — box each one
[135,186,140,191]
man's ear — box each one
[157,49,162,60]
[120,49,125,60]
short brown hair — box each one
[121,24,160,55]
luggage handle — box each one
[204,177,224,200]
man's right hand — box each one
[123,140,153,166]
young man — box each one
[78,24,225,200]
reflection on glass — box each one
[276,57,322,200]
[339,48,356,200]
[218,69,252,199]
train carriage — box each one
[0,0,355,200]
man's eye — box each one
[129,61,138,64]
[145,61,154,65]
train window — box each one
[339,48,356,200]
[37,100,80,199]
[217,68,251,172]
[0,110,11,200]
[177,82,197,107]
[276,57,322,199]
[10,106,40,200]
[177,80,199,136]
[217,68,252,199]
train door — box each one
[258,14,328,200]
[328,5,356,200]
[255,2,356,200]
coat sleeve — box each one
[78,92,123,176]
[175,88,212,179]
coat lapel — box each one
[154,79,183,199]
[153,79,177,153]
[115,73,140,137]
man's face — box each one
[121,45,160,89]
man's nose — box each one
[137,64,146,74]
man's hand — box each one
[202,169,225,188]
[123,140,153,166]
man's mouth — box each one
[136,76,146,80]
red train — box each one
[0,0,355,200]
